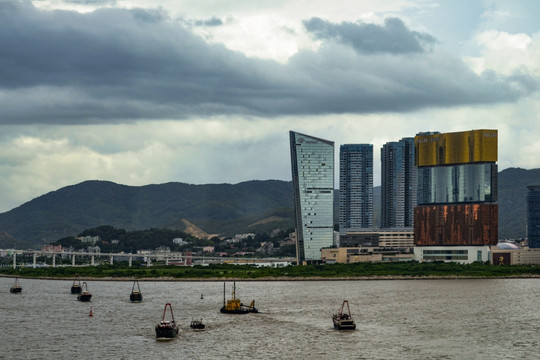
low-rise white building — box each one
[414,246,490,264]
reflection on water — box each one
[0,278,538,359]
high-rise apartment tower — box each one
[339,144,373,232]
[380,137,417,228]
[289,131,334,264]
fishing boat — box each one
[190,318,205,330]
[332,300,356,330]
[219,281,258,314]
[129,280,143,302]
[71,279,82,294]
[155,303,179,339]
[10,278,22,294]
[77,282,92,302]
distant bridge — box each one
[6,250,294,269]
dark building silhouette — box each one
[527,185,540,248]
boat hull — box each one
[10,287,22,294]
[77,293,92,302]
[155,325,178,339]
[190,321,205,330]
[71,286,82,294]
[220,306,257,314]
[130,292,143,302]
[332,318,356,330]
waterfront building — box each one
[526,185,540,248]
[321,247,414,264]
[380,137,417,228]
[378,228,414,248]
[413,129,498,263]
[339,144,373,232]
[339,228,414,249]
[289,131,334,264]
[491,246,540,265]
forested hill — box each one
[497,167,540,240]
[0,180,294,248]
[0,167,537,249]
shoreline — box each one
[2,274,539,281]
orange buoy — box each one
[89,307,93,317]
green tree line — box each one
[1,262,538,279]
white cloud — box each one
[464,30,540,76]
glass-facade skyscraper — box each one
[339,144,373,231]
[290,131,334,264]
[380,137,417,228]
[527,185,540,248]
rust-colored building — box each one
[414,129,498,254]
[414,204,498,246]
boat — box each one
[190,318,205,330]
[219,281,258,314]
[71,279,82,294]
[10,278,22,294]
[129,280,143,302]
[77,282,92,302]
[155,303,179,339]
[332,300,356,330]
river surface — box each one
[1,277,538,359]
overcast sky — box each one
[1,0,540,213]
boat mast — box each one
[223,282,226,306]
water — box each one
[1,278,538,359]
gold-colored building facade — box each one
[415,129,497,167]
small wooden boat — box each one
[77,282,92,302]
[71,279,82,294]
[155,303,179,339]
[129,280,143,302]
[190,318,205,330]
[332,300,356,330]
[10,278,22,294]
[220,281,258,314]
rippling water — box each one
[1,277,538,359]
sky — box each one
[1,0,540,213]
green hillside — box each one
[0,180,294,248]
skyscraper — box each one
[380,137,417,228]
[339,144,373,231]
[527,185,540,248]
[290,131,334,264]
[414,129,498,263]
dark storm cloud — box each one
[0,2,537,124]
[194,16,223,27]
[303,17,437,54]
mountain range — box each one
[0,167,537,249]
